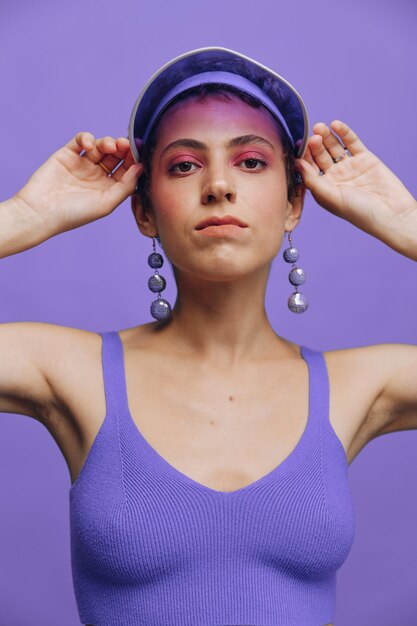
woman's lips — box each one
[196,224,248,237]
[195,215,248,229]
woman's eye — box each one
[168,157,268,174]
[238,158,268,170]
[169,161,199,173]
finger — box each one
[110,147,142,183]
[115,138,138,167]
[104,162,145,207]
[308,134,334,172]
[294,155,322,189]
[107,143,140,182]
[96,137,135,174]
[302,144,321,174]
[84,136,135,178]
[117,137,143,169]
[67,131,96,155]
[115,136,131,154]
[312,122,347,160]
[329,120,367,155]
[83,136,119,164]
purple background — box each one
[0,0,416,624]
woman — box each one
[1,47,416,626]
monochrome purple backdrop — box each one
[0,0,416,624]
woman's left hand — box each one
[295,120,417,260]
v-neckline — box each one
[116,331,313,497]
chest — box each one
[121,352,312,492]
[53,337,367,491]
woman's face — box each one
[133,94,305,282]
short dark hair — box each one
[134,82,301,212]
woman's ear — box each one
[130,192,158,238]
[284,183,307,233]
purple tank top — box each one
[69,330,355,626]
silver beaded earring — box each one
[148,235,172,320]
[283,230,309,313]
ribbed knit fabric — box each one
[69,330,355,626]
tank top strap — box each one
[300,345,330,425]
[100,330,130,418]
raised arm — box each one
[1,131,143,258]
[0,131,144,421]
[366,343,417,438]
[295,120,417,262]
[0,322,60,420]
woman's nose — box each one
[201,176,237,204]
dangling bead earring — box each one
[283,230,309,313]
[147,236,172,320]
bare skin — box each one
[55,98,417,626]
[130,95,307,365]
[48,324,396,492]
[39,96,378,492]
[2,94,417,626]
[42,323,395,626]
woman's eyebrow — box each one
[159,134,275,161]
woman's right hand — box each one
[13,132,144,236]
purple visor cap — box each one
[128,46,310,162]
